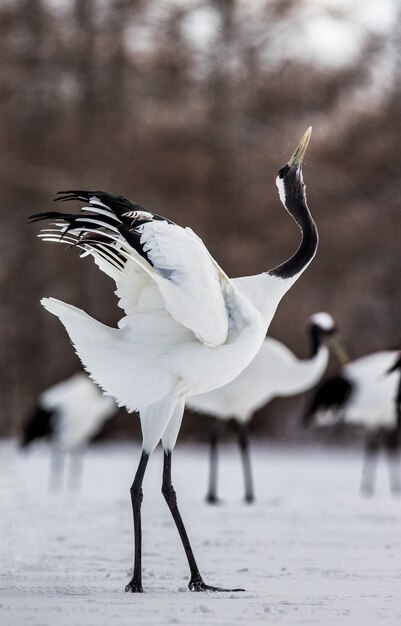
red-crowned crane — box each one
[21,372,117,490]
[303,350,401,495]
[30,128,318,593]
[187,312,346,503]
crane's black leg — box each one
[360,432,379,496]
[385,430,401,495]
[161,450,244,592]
[125,451,149,593]
[206,419,221,504]
[236,422,255,503]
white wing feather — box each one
[135,221,231,347]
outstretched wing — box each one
[31,190,232,347]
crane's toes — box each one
[125,579,143,593]
[189,577,244,592]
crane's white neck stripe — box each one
[275,176,286,206]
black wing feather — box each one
[302,375,353,427]
[30,189,175,270]
[21,405,55,447]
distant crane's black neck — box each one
[308,325,322,358]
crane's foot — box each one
[189,574,244,592]
[125,579,143,593]
[244,494,255,504]
[205,494,220,505]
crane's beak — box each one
[328,335,350,366]
[287,126,312,168]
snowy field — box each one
[1,440,401,626]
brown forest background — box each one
[0,0,400,442]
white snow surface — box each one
[1,439,401,625]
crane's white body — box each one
[37,126,316,459]
[42,219,305,454]
[187,336,329,423]
[40,372,117,449]
[316,351,399,430]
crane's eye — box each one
[277,164,290,179]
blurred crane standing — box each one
[188,312,347,503]
[21,372,117,490]
[303,350,401,495]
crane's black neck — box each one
[308,324,322,358]
[268,169,318,280]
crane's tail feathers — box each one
[40,297,121,395]
[140,395,179,455]
[40,298,118,348]
[40,297,171,412]
[41,297,79,319]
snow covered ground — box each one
[1,439,401,625]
